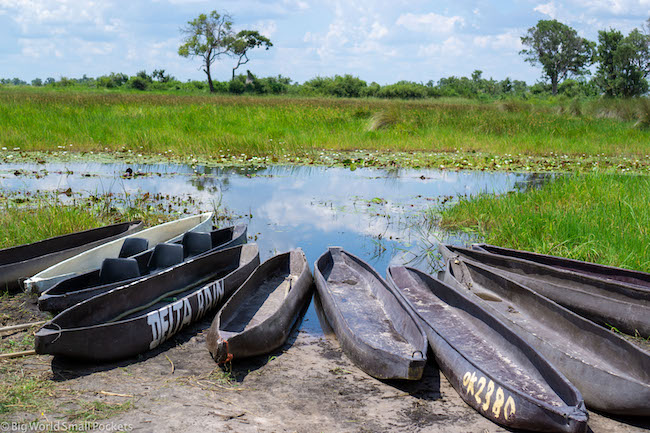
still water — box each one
[0,162,541,334]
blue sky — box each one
[0,0,648,85]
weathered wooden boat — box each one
[441,256,650,416]
[25,212,213,293]
[386,266,588,432]
[206,249,313,363]
[313,247,427,380]
[474,243,650,290]
[440,244,650,338]
[38,224,247,313]
[0,221,143,292]
[34,243,260,361]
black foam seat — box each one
[99,258,141,285]
[118,237,149,258]
[182,232,212,257]
[147,243,184,271]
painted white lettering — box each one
[147,312,162,349]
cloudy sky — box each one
[0,0,648,85]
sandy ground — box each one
[2,294,650,433]
[0,288,650,433]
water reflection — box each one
[0,162,545,334]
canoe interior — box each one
[0,221,140,266]
[220,251,305,336]
[447,259,650,386]
[317,250,422,360]
[389,266,578,409]
[475,243,650,290]
[45,244,258,330]
[41,224,246,297]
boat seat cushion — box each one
[118,237,149,258]
[148,243,184,270]
[182,232,212,257]
[99,258,141,285]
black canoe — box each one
[474,243,650,291]
[440,244,650,338]
[441,257,650,416]
[34,244,260,361]
[206,249,313,363]
[313,247,427,380]
[387,266,588,432]
[0,220,143,292]
[38,224,247,313]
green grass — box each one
[0,365,53,414]
[66,400,133,422]
[1,88,649,159]
[438,174,650,272]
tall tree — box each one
[596,28,650,97]
[230,31,273,80]
[520,20,595,95]
[178,11,235,93]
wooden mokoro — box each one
[441,257,650,416]
[0,220,143,293]
[440,244,650,338]
[206,249,313,363]
[313,247,427,380]
[34,243,260,361]
[38,224,247,313]
[387,266,588,432]
[25,212,213,293]
[474,243,650,290]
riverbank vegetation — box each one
[438,174,650,272]
[1,88,649,167]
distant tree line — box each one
[0,69,632,99]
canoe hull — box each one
[442,257,650,416]
[35,244,259,361]
[474,243,650,290]
[206,249,314,362]
[440,244,650,338]
[314,247,427,380]
[38,224,248,313]
[25,212,213,293]
[0,221,142,292]
[387,266,588,433]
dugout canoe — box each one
[441,257,650,416]
[25,212,214,293]
[386,266,588,432]
[38,224,247,313]
[440,244,650,338]
[34,243,260,361]
[313,247,427,380]
[207,249,313,363]
[474,243,650,291]
[0,220,142,293]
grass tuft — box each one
[439,174,650,272]
[367,109,400,131]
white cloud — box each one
[0,0,115,32]
[19,38,62,58]
[473,30,523,51]
[396,12,465,34]
[572,0,650,15]
[534,2,558,18]
[418,36,465,57]
[254,19,278,38]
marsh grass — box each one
[2,88,650,158]
[438,174,650,272]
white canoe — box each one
[24,212,214,293]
